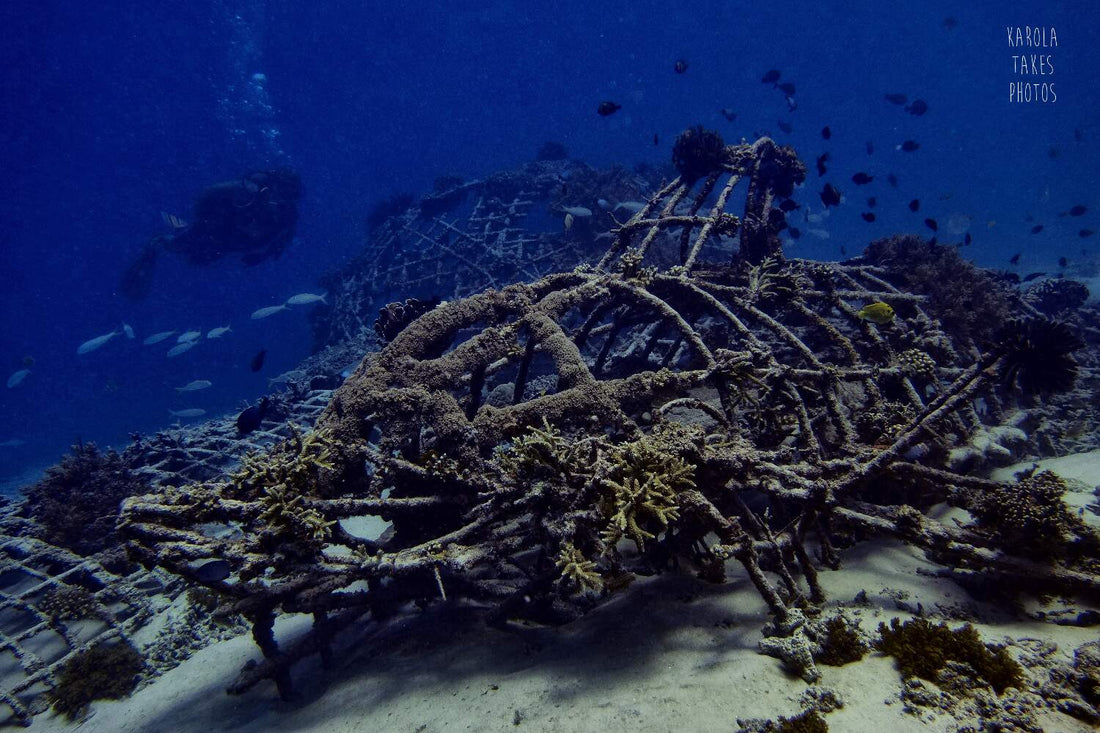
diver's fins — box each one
[120,242,160,300]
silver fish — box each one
[206,326,232,339]
[561,206,593,217]
[169,408,206,418]
[251,304,289,319]
[166,341,196,358]
[177,330,202,343]
[6,369,30,388]
[176,379,212,392]
[143,330,177,345]
[285,292,327,306]
[77,330,120,354]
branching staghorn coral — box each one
[121,137,1098,701]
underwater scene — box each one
[2,2,1099,731]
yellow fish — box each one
[857,301,895,324]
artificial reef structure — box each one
[118,131,1100,701]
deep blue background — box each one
[2,1,1098,490]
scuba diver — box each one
[121,168,302,299]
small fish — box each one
[851,172,873,185]
[653,133,659,146]
[143,330,176,345]
[206,326,232,339]
[884,93,907,105]
[161,211,187,229]
[285,292,328,306]
[1074,127,1083,142]
[720,108,737,122]
[166,341,197,358]
[867,197,877,208]
[562,206,593,217]
[905,99,928,116]
[887,173,898,188]
[614,201,646,214]
[1030,224,1044,234]
[251,304,289,320]
[840,245,847,255]
[815,153,829,177]
[908,199,920,212]
[1047,146,1060,160]
[925,218,938,231]
[943,16,958,30]
[1059,257,1068,268]
[761,69,781,84]
[861,212,876,223]
[900,140,920,152]
[821,126,831,140]
[21,356,33,368]
[564,213,574,230]
[857,302,895,324]
[1080,229,1095,238]
[674,59,688,74]
[7,369,30,388]
[778,199,799,212]
[122,323,135,339]
[1021,272,1046,282]
[77,330,120,355]
[169,408,206,419]
[177,330,202,343]
[250,349,267,372]
[1010,253,1021,265]
[597,101,621,116]
[808,228,831,240]
[176,379,212,392]
[777,82,796,96]
[963,232,972,245]
[777,120,792,134]
[820,183,841,208]
[1068,205,1087,216]
[788,227,802,240]
[236,397,270,435]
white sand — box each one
[26,455,1100,733]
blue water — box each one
[2,1,1098,491]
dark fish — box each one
[816,153,829,177]
[777,82,796,95]
[1022,272,1046,282]
[885,93,907,105]
[924,218,938,231]
[654,133,659,146]
[821,126,831,140]
[1069,204,1087,216]
[761,69,781,84]
[820,183,841,208]
[1030,224,1044,234]
[597,101,621,116]
[905,99,928,116]
[867,196,877,208]
[901,140,920,152]
[1059,256,1068,268]
[1047,146,1060,159]
[964,232,972,245]
[943,16,958,30]
[851,172,873,185]
[861,212,876,223]
[721,108,737,122]
[236,397,270,435]
[777,120,793,134]
[1010,253,1021,265]
[674,59,688,74]
[788,226,802,240]
[866,141,875,155]
[887,173,899,188]
[908,199,920,212]
[1081,229,1095,238]
[840,245,847,255]
[250,349,267,372]
[778,199,799,212]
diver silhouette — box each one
[121,168,302,299]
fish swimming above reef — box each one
[166,341,197,358]
[597,101,621,116]
[6,369,30,388]
[821,126,831,140]
[1010,253,1021,265]
[884,93,907,105]
[761,69,781,85]
[720,108,737,122]
[1066,204,1087,216]
[77,330,120,355]
[909,199,920,212]
[236,397,270,435]
[674,59,688,74]
[123,323,135,339]
[900,140,920,152]
[1081,229,1095,238]
[815,153,829,177]
[851,172,873,185]
[777,82,796,96]
[206,326,232,339]
[905,99,929,116]
[861,212,876,222]
[251,304,289,320]
[820,183,841,208]
[285,292,327,306]
[176,380,212,392]
[925,218,938,231]
[250,349,267,372]
[561,206,593,217]
[1031,224,1044,234]
[169,408,206,419]
[857,301,895,324]
[177,330,202,343]
[143,330,177,345]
